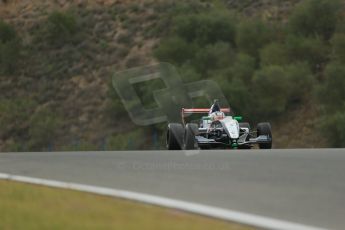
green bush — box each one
[224,77,253,117]
[236,19,272,58]
[285,35,328,70]
[335,16,345,34]
[317,63,345,111]
[46,11,77,44]
[0,40,20,74]
[208,53,255,117]
[0,20,20,74]
[148,1,207,38]
[330,33,345,63]
[179,63,201,83]
[316,61,345,147]
[288,0,340,40]
[0,20,16,43]
[284,62,314,103]
[253,62,313,104]
[260,42,289,66]
[173,11,237,46]
[154,36,198,65]
[252,65,290,117]
[319,110,345,147]
[192,42,235,75]
[229,53,256,83]
[28,108,61,150]
[165,0,206,15]
[0,99,36,139]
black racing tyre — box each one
[257,122,272,149]
[166,123,184,150]
[184,123,199,150]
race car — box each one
[166,104,272,150]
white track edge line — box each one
[0,173,326,230]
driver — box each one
[209,99,224,121]
[210,111,225,121]
[209,99,220,114]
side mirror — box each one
[234,116,243,121]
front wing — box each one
[195,135,271,148]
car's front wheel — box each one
[184,123,198,150]
[257,122,272,149]
[166,123,184,150]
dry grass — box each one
[0,180,254,230]
[271,102,327,148]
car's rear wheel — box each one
[257,122,272,149]
[166,123,184,150]
[184,123,199,150]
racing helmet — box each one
[210,111,225,121]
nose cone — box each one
[223,118,239,139]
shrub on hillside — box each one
[0,40,20,74]
[28,108,61,150]
[284,62,314,103]
[288,0,340,40]
[330,33,345,63]
[179,63,201,82]
[154,36,198,65]
[148,1,208,38]
[285,35,328,71]
[319,110,345,147]
[317,63,345,111]
[173,11,237,46]
[229,53,256,83]
[218,53,256,116]
[236,19,272,58]
[225,62,313,119]
[224,77,254,118]
[0,99,36,139]
[192,42,236,75]
[316,62,345,147]
[252,65,290,117]
[0,20,16,43]
[45,11,77,44]
[0,20,20,74]
[260,42,289,66]
[335,16,345,34]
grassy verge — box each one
[0,180,253,230]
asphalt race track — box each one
[0,149,344,229]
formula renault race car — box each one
[166,107,272,150]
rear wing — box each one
[181,108,231,124]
